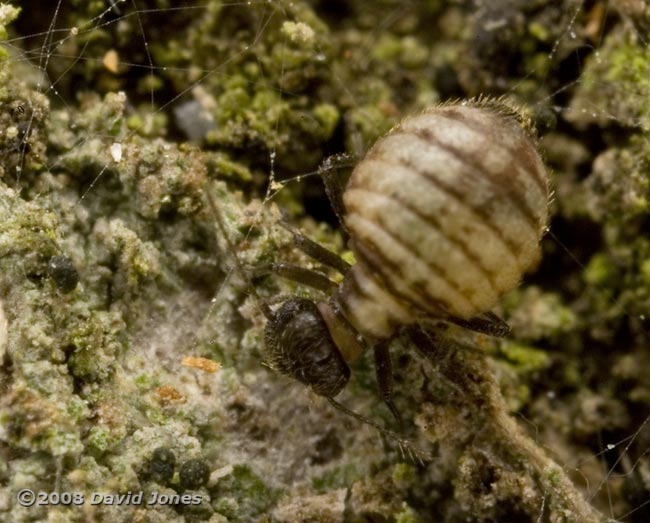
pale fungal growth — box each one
[281,21,316,44]
[110,142,122,162]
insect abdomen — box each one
[342,103,549,331]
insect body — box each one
[340,102,549,340]
[216,100,550,423]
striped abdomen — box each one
[339,103,549,339]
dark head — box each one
[264,298,350,398]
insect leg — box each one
[202,186,274,319]
[318,153,353,236]
[446,311,511,338]
[374,339,402,423]
[255,261,338,293]
[286,227,352,275]
[326,397,430,464]
[405,326,469,401]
